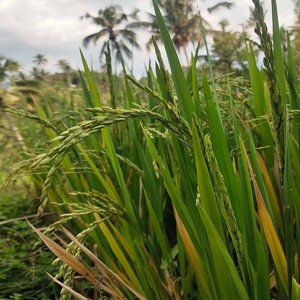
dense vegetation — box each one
[1,0,300,299]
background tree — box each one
[0,55,20,84]
[210,19,247,73]
[57,59,71,73]
[33,54,48,68]
[129,0,233,63]
[81,5,140,64]
[32,54,48,81]
[31,67,48,81]
[57,59,72,86]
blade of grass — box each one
[271,0,287,107]
[241,142,288,295]
[92,215,144,293]
[62,227,147,300]
[292,278,300,300]
[175,212,214,299]
[152,0,195,123]
[202,72,240,221]
[80,49,101,108]
[238,137,270,300]
[191,121,225,242]
[198,207,249,300]
[46,273,90,300]
[28,222,99,284]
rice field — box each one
[1,0,300,299]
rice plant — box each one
[4,0,300,298]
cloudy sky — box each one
[0,0,296,78]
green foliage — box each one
[0,56,19,83]
[81,5,140,63]
[0,190,59,299]
[2,0,300,299]
[211,19,248,72]
[129,0,234,64]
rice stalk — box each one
[252,0,285,181]
[203,134,246,285]
[2,106,59,133]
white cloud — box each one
[0,0,296,77]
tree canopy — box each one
[81,5,140,63]
[0,56,19,83]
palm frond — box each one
[83,29,109,47]
[207,2,234,13]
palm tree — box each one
[31,67,48,81]
[33,54,48,67]
[160,0,199,53]
[57,59,72,73]
[0,55,20,84]
[129,0,233,63]
[0,55,20,107]
[32,54,48,81]
[81,5,140,63]
[57,59,72,86]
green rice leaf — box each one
[202,72,239,218]
[191,121,224,241]
[80,49,101,107]
[152,0,195,122]
[199,207,249,299]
